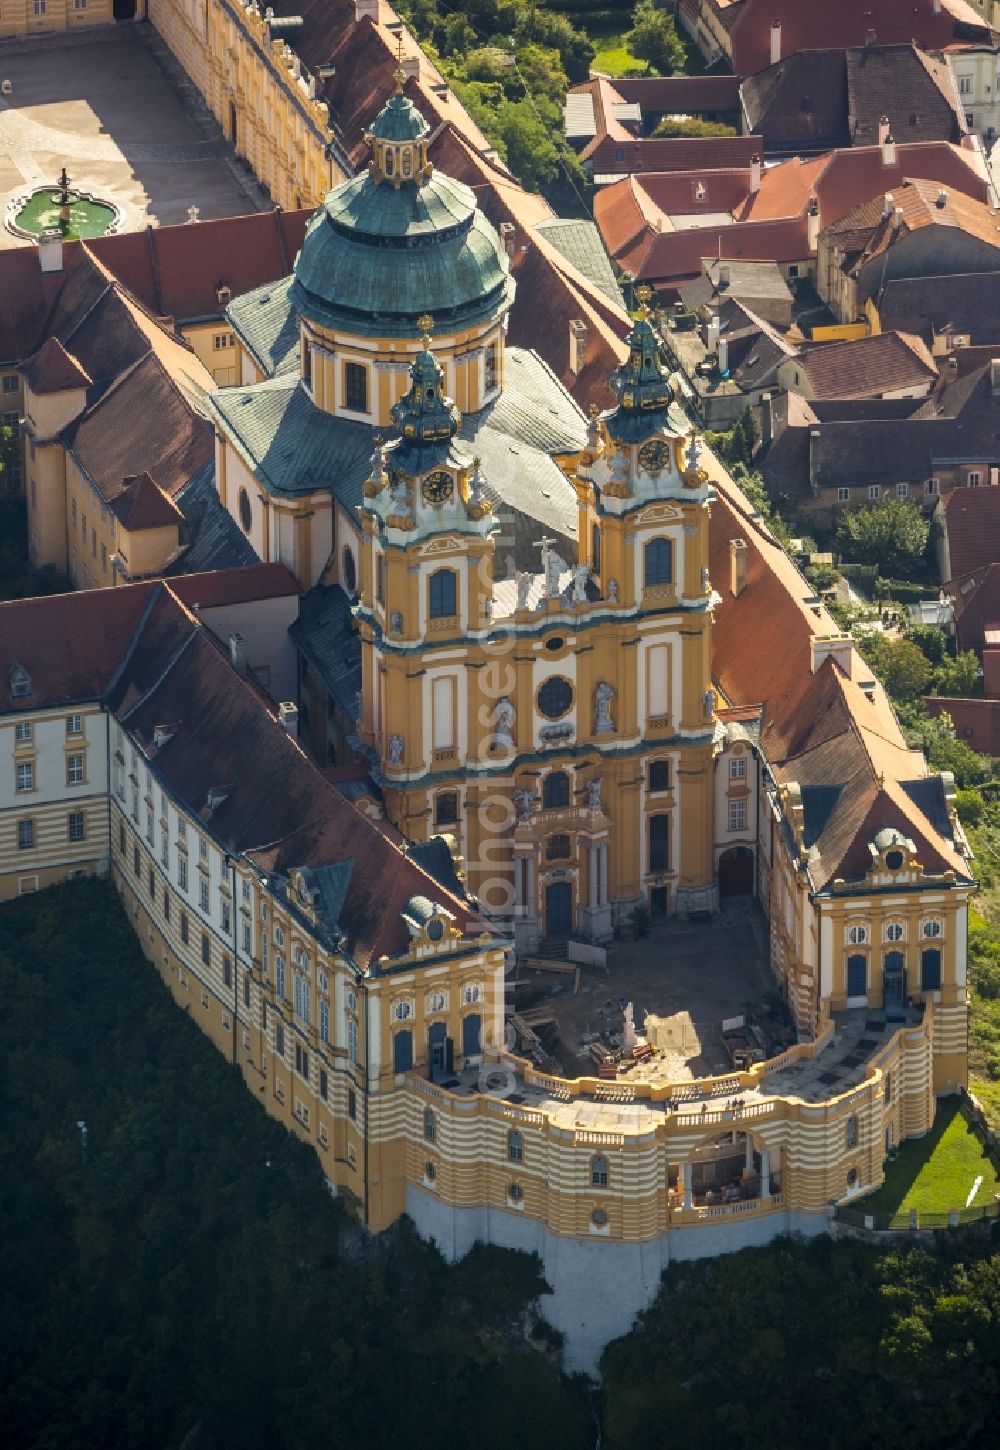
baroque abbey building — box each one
[0,46,979,1372]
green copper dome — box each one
[289,93,514,340]
[385,344,464,475]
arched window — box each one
[429,568,457,619]
[435,791,458,826]
[649,814,669,871]
[591,1155,609,1188]
[393,1029,413,1074]
[347,1017,358,1064]
[424,1108,436,1142]
[921,948,942,991]
[543,771,570,809]
[592,522,601,573]
[507,1129,523,1163]
[846,1114,858,1149]
[546,833,571,860]
[644,537,672,587]
[846,954,867,997]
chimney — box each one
[894,205,904,229]
[730,538,748,597]
[278,701,299,735]
[401,54,420,80]
[229,631,248,676]
[706,312,721,352]
[759,392,774,446]
[717,262,731,288]
[718,335,729,374]
[807,196,820,251]
[770,18,782,65]
[811,635,854,677]
[865,27,877,47]
[935,187,948,208]
[882,132,897,166]
[990,357,1000,394]
[38,228,63,274]
[882,190,894,217]
[878,115,890,147]
[498,221,516,264]
[569,318,588,375]
[933,0,942,13]
[354,0,378,20]
[751,154,762,193]
[808,427,821,493]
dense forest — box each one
[6,880,1000,1448]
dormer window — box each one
[385,148,395,176]
[9,664,30,700]
[885,849,904,872]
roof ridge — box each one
[145,225,166,318]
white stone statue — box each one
[623,1000,637,1054]
[468,456,487,507]
[513,788,534,823]
[595,681,615,734]
[703,688,715,721]
[610,447,630,490]
[701,565,711,593]
[608,578,619,604]
[388,734,404,766]
[516,571,533,610]
[370,440,386,491]
[546,548,568,598]
[390,610,403,634]
[389,473,412,516]
[685,432,703,474]
[494,696,515,748]
[572,562,590,603]
[586,778,602,811]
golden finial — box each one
[588,401,599,418]
[417,313,434,348]
[393,32,406,93]
[636,283,652,318]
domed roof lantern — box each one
[605,284,675,443]
[366,38,433,188]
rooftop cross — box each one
[417,312,434,348]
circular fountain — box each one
[7,166,120,242]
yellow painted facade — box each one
[0,0,115,42]
[148,0,344,213]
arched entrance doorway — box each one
[114,0,137,18]
[544,880,572,938]
[719,845,754,896]
[883,951,906,1007]
[673,1130,777,1210]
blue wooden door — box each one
[462,1013,481,1059]
[546,880,572,936]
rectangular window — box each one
[868,485,880,501]
[66,713,83,736]
[968,470,982,486]
[199,877,210,912]
[319,999,330,1043]
[16,762,33,792]
[319,1069,328,1101]
[15,721,32,743]
[243,974,251,1008]
[178,855,188,892]
[180,912,189,944]
[199,837,208,863]
[729,799,747,831]
[348,1088,357,1121]
[17,819,34,850]
[33,0,46,14]
[837,487,850,503]
[164,890,170,922]
[485,342,499,393]
[241,878,251,903]
[145,804,153,843]
[223,957,232,988]
[2,374,18,393]
[376,554,385,606]
[896,482,908,500]
[926,478,940,496]
[959,75,972,94]
[648,760,669,792]
[295,1042,309,1078]
[133,844,140,876]
[242,921,252,954]
[221,899,231,935]
[201,933,210,966]
[275,1024,285,1058]
[921,949,942,991]
[81,512,86,538]
[68,811,85,842]
[119,821,126,853]
[846,955,867,997]
[212,332,234,350]
[66,754,84,786]
[294,973,311,1025]
[149,864,155,896]
[161,829,169,868]
[344,361,368,413]
[428,569,457,619]
[648,814,669,871]
[729,756,747,780]
[74,0,86,9]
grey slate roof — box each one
[166,462,261,576]
[227,277,301,379]
[534,218,624,306]
[406,837,466,898]
[290,584,362,721]
[210,347,585,566]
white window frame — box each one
[868,484,881,501]
[837,487,850,502]
[728,799,747,831]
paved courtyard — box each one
[517,899,783,1082]
[0,26,262,248]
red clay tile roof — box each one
[822,175,1000,273]
[612,75,742,114]
[0,583,157,712]
[588,133,762,179]
[946,563,1000,651]
[926,696,1000,755]
[723,0,990,80]
[107,472,184,532]
[940,484,1000,578]
[169,563,302,609]
[21,336,91,394]
[86,209,311,324]
[794,330,937,400]
[620,215,809,290]
[0,247,61,366]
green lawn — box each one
[859,1100,1000,1215]
[591,29,649,77]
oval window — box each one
[427,919,444,942]
[342,546,357,595]
[238,487,252,533]
[591,1208,609,1226]
[885,850,904,871]
[537,676,573,720]
[545,637,564,652]
[508,1183,524,1202]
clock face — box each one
[639,438,671,475]
[422,469,453,504]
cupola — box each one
[365,56,433,189]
